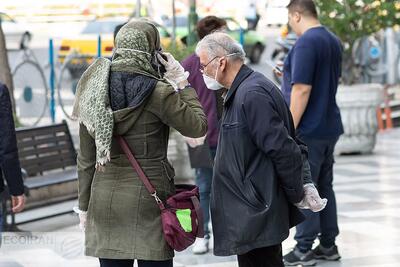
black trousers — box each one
[237,244,284,267]
[99,258,173,267]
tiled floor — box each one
[1,129,400,267]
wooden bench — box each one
[2,120,78,230]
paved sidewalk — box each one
[1,129,400,267]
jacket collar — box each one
[224,64,254,107]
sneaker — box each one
[283,247,316,266]
[313,244,341,261]
[192,237,209,254]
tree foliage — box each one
[315,0,400,84]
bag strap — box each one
[190,196,204,238]
[117,136,165,210]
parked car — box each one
[162,16,266,64]
[58,18,182,78]
[161,15,191,40]
[0,12,31,50]
[224,17,265,64]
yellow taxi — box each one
[58,18,183,78]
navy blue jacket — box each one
[211,65,305,256]
[0,83,24,196]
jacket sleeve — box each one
[0,84,24,196]
[150,83,207,138]
[243,89,304,204]
[295,137,313,185]
[77,123,96,211]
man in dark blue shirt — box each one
[282,1,343,265]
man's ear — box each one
[219,57,227,72]
[295,11,302,23]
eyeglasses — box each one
[199,52,241,73]
[199,56,219,73]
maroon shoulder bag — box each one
[117,136,204,251]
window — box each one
[82,21,124,34]
[226,19,241,32]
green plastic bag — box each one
[176,209,192,232]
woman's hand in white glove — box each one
[295,183,328,212]
[156,52,189,91]
[184,135,206,148]
[73,207,87,231]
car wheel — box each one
[181,36,188,46]
[20,32,31,50]
[249,44,263,64]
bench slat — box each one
[18,143,72,158]
[24,169,77,189]
[25,159,77,176]
[21,158,77,176]
[20,150,75,164]
[16,123,69,139]
[17,135,70,150]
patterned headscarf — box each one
[112,18,163,79]
[72,18,163,169]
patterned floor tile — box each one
[2,129,400,266]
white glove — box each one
[73,206,87,231]
[295,184,328,212]
[184,135,206,148]
[156,52,189,91]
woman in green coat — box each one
[72,18,207,267]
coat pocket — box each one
[222,122,245,130]
[243,178,269,211]
[161,160,175,182]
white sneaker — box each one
[192,237,209,254]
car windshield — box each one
[0,13,15,23]
[226,19,241,31]
[163,17,188,27]
[82,21,124,34]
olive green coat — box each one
[77,81,207,260]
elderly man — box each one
[195,32,325,267]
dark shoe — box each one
[313,244,341,261]
[283,247,316,266]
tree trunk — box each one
[0,23,16,114]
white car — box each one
[0,12,31,50]
[264,0,289,27]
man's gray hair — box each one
[195,32,246,62]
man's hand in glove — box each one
[157,52,189,91]
[295,183,328,212]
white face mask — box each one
[203,64,224,90]
[202,53,240,90]
[114,48,152,56]
[112,48,152,61]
